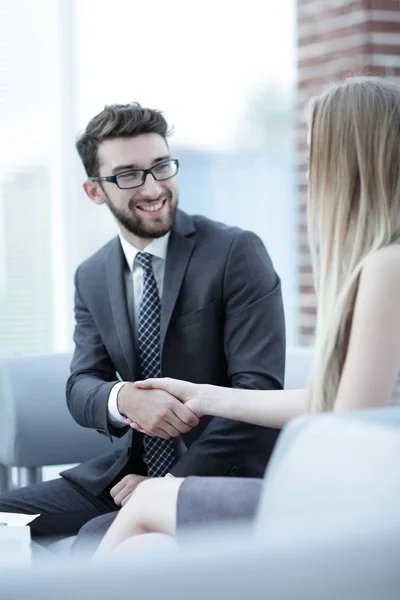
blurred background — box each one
[2,0,399,358]
[0,0,298,357]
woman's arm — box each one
[135,377,308,430]
[334,246,400,411]
[201,247,400,419]
[199,386,308,429]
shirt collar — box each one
[119,232,170,272]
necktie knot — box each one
[136,252,153,271]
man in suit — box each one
[0,102,285,542]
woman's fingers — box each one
[135,378,166,390]
[157,422,183,438]
[172,403,200,427]
[128,418,189,438]
[128,420,147,433]
[166,412,196,434]
[135,378,196,404]
[135,377,186,398]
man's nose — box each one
[137,172,162,198]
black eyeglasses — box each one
[89,158,179,190]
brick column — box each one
[297,0,400,345]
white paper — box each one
[0,526,32,568]
[0,512,40,527]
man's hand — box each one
[117,383,199,439]
[110,474,149,507]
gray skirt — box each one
[177,476,263,530]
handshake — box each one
[117,378,205,440]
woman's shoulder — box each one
[363,244,400,272]
[360,244,400,293]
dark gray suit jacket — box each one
[63,210,285,496]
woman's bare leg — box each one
[95,477,185,556]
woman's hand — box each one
[126,380,232,434]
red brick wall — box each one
[297,0,400,345]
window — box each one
[0,0,297,356]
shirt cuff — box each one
[164,473,175,478]
[108,382,128,427]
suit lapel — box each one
[105,238,136,380]
[160,211,196,352]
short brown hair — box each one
[76,102,171,177]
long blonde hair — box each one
[307,77,400,411]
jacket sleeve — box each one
[66,267,129,441]
[170,230,286,479]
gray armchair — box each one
[0,353,126,492]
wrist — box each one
[200,385,211,416]
[201,384,232,417]
[116,382,130,417]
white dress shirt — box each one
[107,232,170,426]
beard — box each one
[104,189,178,239]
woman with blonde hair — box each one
[95,76,400,554]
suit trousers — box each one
[0,477,117,542]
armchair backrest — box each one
[0,353,127,467]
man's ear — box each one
[83,180,106,205]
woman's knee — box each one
[128,477,186,534]
[79,512,118,536]
[72,511,119,555]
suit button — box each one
[228,466,238,476]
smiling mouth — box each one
[136,199,166,213]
